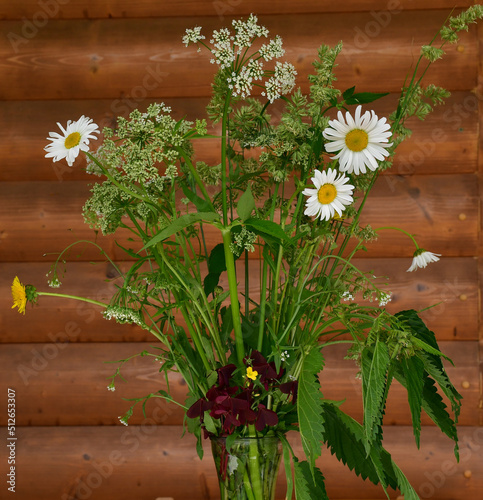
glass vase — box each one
[210,435,282,500]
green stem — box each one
[222,228,244,366]
[375,226,419,248]
[221,94,232,226]
[38,292,107,308]
[248,425,263,500]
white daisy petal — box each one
[44,115,100,166]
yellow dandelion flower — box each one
[11,276,27,315]
[246,366,258,381]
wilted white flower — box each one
[407,249,441,272]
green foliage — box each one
[294,458,329,500]
[361,339,390,446]
[297,347,325,467]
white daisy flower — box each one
[407,249,441,272]
[302,168,354,221]
[323,105,392,175]
[45,116,99,167]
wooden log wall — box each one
[0,1,482,499]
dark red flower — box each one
[279,380,298,404]
[254,404,279,431]
[245,351,284,389]
[187,398,213,422]
[217,363,237,388]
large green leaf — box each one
[395,367,459,459]
[321,402,395,487]
[293,458,328,500]
[142,212,220,250]
[401,356,424,448]
[181,183,215,213]
[244,217,291,242]
[396,310,462,422]
[236,184,256,221]
[297,346,325,467]
[361,339,390,446]
[321,402,418,496]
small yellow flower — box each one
[11,276,27,315]
[246,366,258,381]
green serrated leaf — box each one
[297,347,325,468]
[293,458,328,500]
[401,356,424,448]
[237,184,256,221]
[342,85,356,99]
[361,340,390,445]
[321,402,413,493]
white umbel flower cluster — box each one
[184,15,295,102]
[182,26,205,47]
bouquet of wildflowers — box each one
[12,8,483,499]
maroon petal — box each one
[280,380,298,404]
[187,398,212,420]
[217,363,237,388]
[255,404,279,431]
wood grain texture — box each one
[0,11,477,100]
[2,425,481,499]
[0,1,474,20]
[1,257,478,342]
[0,341,477,427]
[1,91,478,182]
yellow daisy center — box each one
[64,132,81,149]
[246,367,258,381]
[345,129,369,152]
[318,183,337,205]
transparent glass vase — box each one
[210,435,282,500]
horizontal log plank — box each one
[0,1,474,20]
[2,425,481,499]
[0,12,477,100]
[0,173,477,262]
[1,91,477,182]
[1,257,478,342]
[0,341,477,426]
